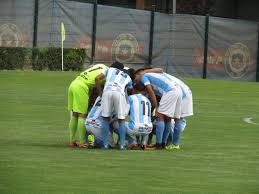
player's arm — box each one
[137,68,163,83]
[95,73,105,96]
[143,68,163,73]
[139,68,163,78]
[145,84,158,110]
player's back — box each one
[103,67,132,94]
[85,96,102,128]
[77,64,107,88]
[140,72,177,96]
[165,74,191,98]
[127,94,152,130]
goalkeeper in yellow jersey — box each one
[67,62,124,148]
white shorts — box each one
[157,89,182,119]
[181,92,193,117]
[101,90,129,119]
[125,122,152,136]
[85,124,115,147]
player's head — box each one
[133,82,146,94]
[122,68,135,81]
[110,61,124,70]
[134,68,145,83]
[134,67,152,83]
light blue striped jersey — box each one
[165,74,192,99]
[140,72,177,96]
[102,67,132,94]
[127,94,152,131]
[85,96,102,128]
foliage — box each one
[0,47,86,71]
[32,47,86,71]
[0,47,28,70]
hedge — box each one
[0,47,86,71]
[0,47,28,70]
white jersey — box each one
[85,96,102,129]
[164,74,192,99]
[164,74,193,117]
[140,72,178,96]
[127,94,152,133]
[102,67,133,94]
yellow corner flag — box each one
[61,22,65,41]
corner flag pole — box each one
[61,22,65,72]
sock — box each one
[69,116,78,142]
[127,134,135,145]
[168,130,173,144]
[102,119,110,148]
[118,121,126,149]
[141,135,148,145]
[173,120,183,145]
[136,135,141,144]
[162,121,172,144]
[78,117,86,144]
[156,121,165,144]
[147,132,153,145]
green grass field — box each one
[0,71,259,194]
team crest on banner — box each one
[112,33,139,63]
[224,43,249,79]
[0,23,22,47]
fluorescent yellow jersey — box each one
[76,64,108,89]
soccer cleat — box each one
[102,145,109,149]
[165,144,180,150]
[172,145,180,149]
[128,143,138,150]
[140,144,146,150]
[119,145,125,150]
[68,141,78,148]
[87,134,95,148]
[79,143,88,148]
[155,143,163,150]
[162,143,166,149]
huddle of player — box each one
[68,61,193,150]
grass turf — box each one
[0,71,259,194]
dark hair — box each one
[128,68,135,80]
[133,82,145,91]
[110,61,124,70]
[121,68,135,80]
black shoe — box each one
[155,143,162,150]
[162,143,166,149]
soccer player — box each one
[134,70,182,149]
[95,64,132,150]
[124,82,153,149]
[85,96,115,148]
[67,63,108,148]
[67,61,123,148]
[162,74,193,150]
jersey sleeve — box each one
[102,68,108,76]
[140,74,150,86]
[126,96,132,114]
[127,78,133,89]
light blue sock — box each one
[102,119,110,148]
[141,135,148,145]
[162,121,172,144]
[156,121,165,144]
[118,121,126,149]
[173,120,184,145]
[169,129,174,144]
[126,134,135,144]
